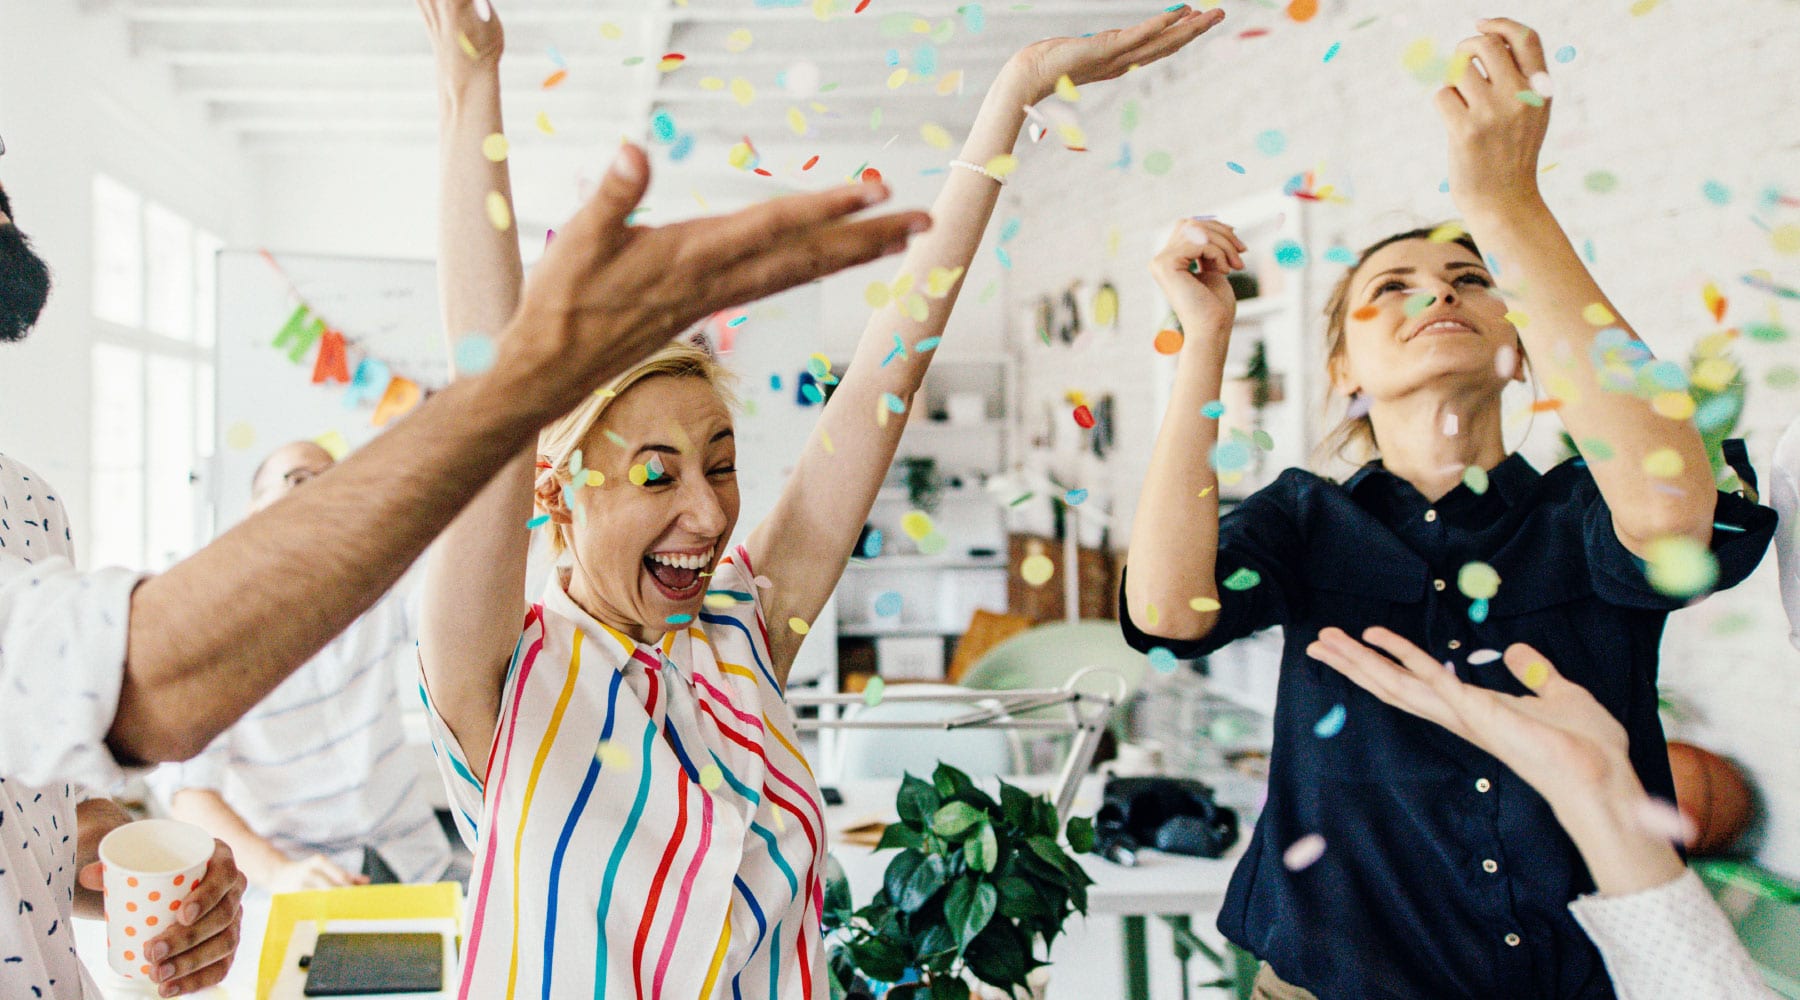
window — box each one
[87,174,220,571]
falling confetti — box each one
[1222,567,1261,591]
[901,510,935,540]
[1054,74,1080,102]
[454,334,496,374]
[1521,660,1550,691]
[1189,596,1222,612]
[1642,449,1684,478]
[1021,553,1056,587]
[1457,562,1501,601]
[1284,833,1326,870]
[1273,240,1307,268]
[1554,45,1576,63]
[1255,130,1288,157]
[481,133,509,162]
[1323,41,1341,63]
[920,122,953,149]
[526,513,550,529]
[1073,405,1096,429]
[1065,488,1089,506]
[1467,649,1502,665]
[863,676,887,707]
[1403,293,1436,317]
[1154,329,1185,355]
[1148,647,1178,673]
[1226,161,1247,174]
[1581,302,1617,325]
[666,613,694,625]
[1201,400,1226,419]
[1313,704,1346,738]
[788,617,812,635]
[535,111,555,134]
[1644,535,1719,598]
[597,740,633,768]
[485,191,513,230]
[1462,465,1489,495]
[1144,151,1174,176]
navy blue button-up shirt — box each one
[1119,454,1776,1000]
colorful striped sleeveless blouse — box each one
[421,545,826,999]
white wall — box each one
[0,0,254,551]
[998,0,1800,874]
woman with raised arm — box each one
[412,1,1223,996]
[1122,18,1775,1000]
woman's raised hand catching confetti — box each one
[1435,18,1553,221]
[1150,217,1244,351]
[416,0,503,78]
[1001,5,1225,107]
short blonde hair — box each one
[536,341,738,557]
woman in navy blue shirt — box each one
[1121,18,1775,1000]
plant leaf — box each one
[965,822,998,873]
[964,916,1030,992]
[929,975,972,1000]
[876,822,927,853]
[1066,815,1097,854]
[996,875,1053,919]
[999,781,1036,830]
[885,851,924,906]
[899,854,951,912]
[945,878,999,952]
[933,761,974,800]
[898,774,941,827]
[931,801,987,839]
[849,935,910,983]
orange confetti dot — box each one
[802,155,819,171]
[861,167,883,184]
[658,53,686,72]
[1073,405,1096,429]
[1530,398,1564,413]
[542,69,568,89]
[1352,305,1379,321]
[1153,329,1185,355]
[170,900,182,911]
[1286,0,1319,21]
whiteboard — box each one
[213,249,447,529]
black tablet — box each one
[302,931,444,996]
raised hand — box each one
[1306,627,1630,804]
[1434,18,1553,217]
[416,0,503,75]
[1003,5,1224,106]
[1150,217,1244,349]
[498,145,929,410]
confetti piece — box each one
[1515,89,1545,107]
[527,513,550,529]
[1323,41,1341,63]
[1255,129,1287,157]
[1502,310,1529,329]
[1144,151,1174,175]
[457,32,478,58]
[1093,285,1119,326]
[1644,536,1719,598]
[1226,161,1246,175]
[1701,180,1730,205]
[1701,282,1727,323]
[1281,832,1327,871]
[1313,704,1346,738]
[1324,246,1356,265]
[535,111,555,135]
[861,166,883,184]
[901,510,935,540]
[1073,405,1096,429]
[986,153,1019,178]
[1584,171,1618,194]
[1469,598,1490,624]
[454,334,496,374]
[1773,224,1800,256]
[658,53,687,72]
[1636,798,1697,845]
[725,28,754,52]
[666,613,694,625]
[730,78,756,106]
[227,422,256,449]
[1651,391,1696,421]
[918,531,949,556]
[1467,649,1502,665]
[1253,430,1275,452]
[1154,329,1185,355]
[753,575,774,591]
[915,336,941,352]
[485,191,513,230]
[1273,240,1306,268]
[481,132,509,162]
[1189,596,1221,612]
[1065,488,1089,506]
[1021,553,1056,587]
[703,592,739,610]
[1457,562,1501,601]
[542,68,568,89]
[1285,0,1318,22]
[1629,0,1660,14]
[863,282,891,308]
[600,21,623,40]
[597,740,632,768]
[1403,293,1436,317]
[1147,646,1178,673]
[863,676,887,707]
[1222,567,1261,591]
[1054,74,1079,102]
[1212,440,1251,473]
[1581,302,1617,325]
[1642,449,1683,478]
[1462,465,1489,495]
[1352,305,1379,322]
[1554,45,1576,63]
[1427,222,1465,243]
[788,617,811,635]
[873,591,903,618]
[698,764,724,791]
[926,266,965,297]
[629,463,649,486]
[1521,660,1550,690]
[920,122,952,149]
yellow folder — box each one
[255,882,463,999]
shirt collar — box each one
[1344,452,1540,507]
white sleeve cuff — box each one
[0,558,146,791]
[1569,869,1776,1000]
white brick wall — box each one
[997,0,1800,874]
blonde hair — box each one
[1310,226,1485,471]
[536,340,738,557]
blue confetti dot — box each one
[995,247,1013,269]
[999,218,1022,242]
[1695,395,1741,432]
[1439,178,1451,194]
[961,4,985,33]
[1148,647,1178,673]
[769,373,783,391]
[454,334,497,374]
[1313,704,1347,738]
[885,48,900,67]
[874,591,903,617]
[913,44,938,77]
[650,110,677,143]
[1469,598,1490,624]
[1273,239,1307,269]
[666,613,694,625]
[1065,488,1089,506]
[1213,440,1252,472]
[1581,238,1597,264]
[1255,129,1288,157]
[1324,246,1357,266]
[915,336,942,353]
[1554,45,1576,64]
[1226,161,1246,174]
[1323,41,1341,63]
[1201,400,1226,419]
[1702,180,1731,206]
[669,133,696,162]
[862,528,885,558]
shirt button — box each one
[1482,859,1499,874]
[1476,778,1492,793]
[1433,579,1447,591]
[1448,639,1462,650]
[1425,509,1439,522]
[1504,933,1522,947]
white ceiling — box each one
[93,0,1159,154]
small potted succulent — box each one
[824,763,1098,1000]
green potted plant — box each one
[824,763,1098,1000]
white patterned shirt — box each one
[0,453,143,999]
[1570,869,1777,1000]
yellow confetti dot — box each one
[890,273,915,299]
[985,154,1018,178]
[485,191,513,231]
[225,422,256,450]
[599,22,623,40]
[820,429,834,455]
[1645,535,1719,598]
[727,142,754,169]
[1189,596,1222,613]
[1445,49,1474,85]
[864,282,892,308]
[699,76,724,91]
[585,470,605,487]
[1652,391,1696,421]
[313,430,349,460]
[1628,0,1660,13]
[1773,224,1800,256]
[725,28,753,52]
[629,463,650,485]
[596,740,633,767]
[920,123,952,150]
[1503,310,1529,328]
[1145,603,1160,626]
[658,55,686,73]
[535,111,555,135]
[787,617,811,635]
[698,764,724,791]
[1521,661,1550,691]
[481,133,509,162]
[886,68,909,90]
[1055,122,1087,149]
[925,266,964,298]
[1427,222,1466,243]
[1053,74,1079,102]
[1020,554,1056,587]
[1642,449,1684,477]
[457,32,478,59]
[730,78,755,106]
[1093,285,1119,327]
[703,592,738,610]
[903,293,929,322]
[900,511,934,540]
[1457,561,1501,600]
[936,70,964,96]
[1581,303,1616,325]
[1691,357,1738,393]
[787,107,808,136]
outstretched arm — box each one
[749,6,1224,681]
[412,0,532,778]
[1439,18,1713,555]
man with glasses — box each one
[149,442,453,896]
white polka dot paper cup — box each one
[98,819,213,983]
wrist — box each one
[1457,188,1551,236]
[437,64,502,110]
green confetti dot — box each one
[1457,561,1501,601]
[1580,437,1617,461]
[1404,293,1437,317]
[1144,151,1174,175]
[1222,567,1262,591]
[1768,365,1799,389]
[1746,322,1788,343]
[1253,430,1275,452]
[1584,171,1618,194]
[863,675,887,707]
[1515,89,1545,107]
[1462,465,1490,495]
